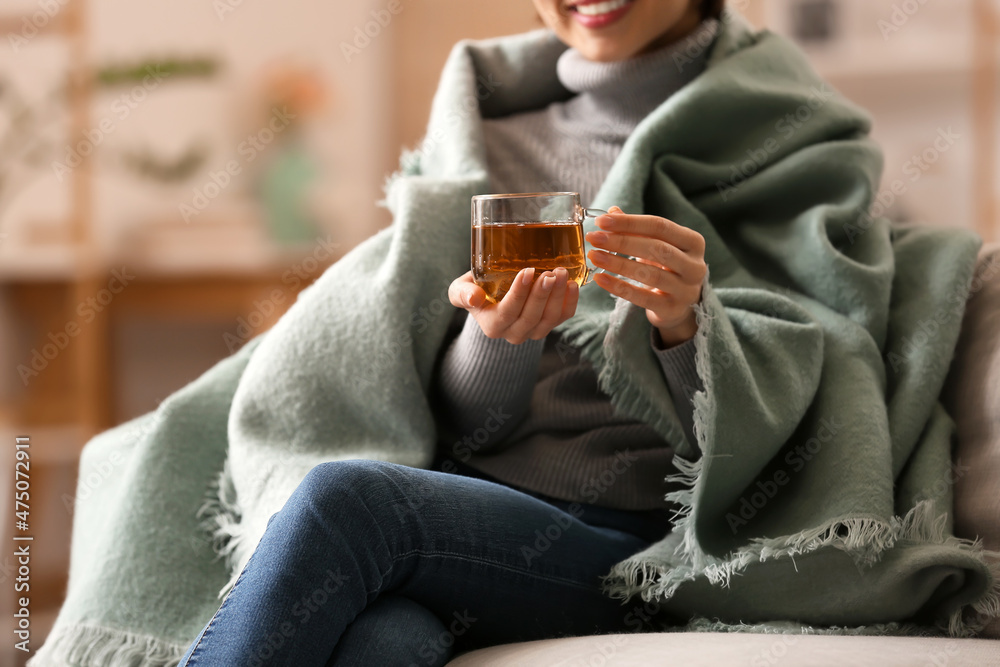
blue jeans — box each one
[177,457,671,666]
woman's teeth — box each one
[574,0,631,16]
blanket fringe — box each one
[947,554,1000,638]
[27,623,184,667]
[195,456,246,598]
[602,460,1000,638]
[677,616,933,637]
[377,146,423,212]
[553,310,610,373]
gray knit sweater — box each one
[432,20,717,511]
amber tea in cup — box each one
[471,192,608,303]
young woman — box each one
[178,1,722,665]
[179,0,997,663]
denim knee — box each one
[294,459,410,517]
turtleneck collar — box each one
[554,18,720,133]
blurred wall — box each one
[390,0,540,154]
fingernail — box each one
[541,275,555,290]
[521,268,534,286]
[588,231,608,244]
[596,215,616,229]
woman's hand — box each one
[585,206,707,347]
[448,267,580,345]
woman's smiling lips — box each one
[566,0,637,29]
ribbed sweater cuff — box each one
[651,330,703,454]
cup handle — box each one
[580,207,621,286]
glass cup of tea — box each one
[471,192,611,303]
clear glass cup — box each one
[471,192,608,303]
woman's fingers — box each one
[586,210,707,282]
[560,280,580,323]
[592,271,700,332]
[594,211,706,255]
[476,268,535,335]
[504,268,564,343]
[523,269,570,341]
[448,271,488,309]
[455,267,579,344]
[592,272,696,326]
[586,232,703,280]
[588,249,688,294]
[586,209,705,345]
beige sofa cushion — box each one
[943,242,1000,639]
[447,632,999,666]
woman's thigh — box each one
[180,459,658,666]
[314,459,655,651]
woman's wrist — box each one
[656,311,698,348]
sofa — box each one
[448,632,999,666]
[444,243,1000,665]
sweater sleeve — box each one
[432,312,544,451]
[650,330,703,455]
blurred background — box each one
[0,0,998,663]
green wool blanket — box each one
[31,9,999,666]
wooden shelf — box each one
[0,245,88,282]
[1,244,338,435]
[0,13,71,40]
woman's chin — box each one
[570,35,637,62]
[575,44,640,62]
